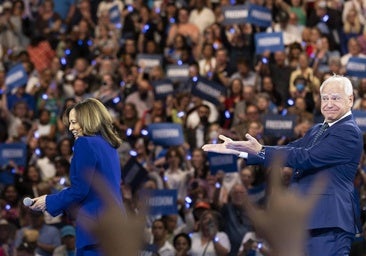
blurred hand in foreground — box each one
[79,173,146,256]
[242,154,327,256]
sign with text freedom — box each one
[5,64,28,92]
[136,54,163,70]
[255,32,284,54]
[346,57,366,78]
[0,143,27,167]
[207,152,238,174]
[247,5,272,27]
[152,79,175,100]
[144,189,178,215]
[222,5,248,25]
[353,110,366,132]
[109,4,121,27]
[222,4,271,27]
[191,77,226,105]
[166,64,190,82]
[263,114,296,137]
[147,123,184,146]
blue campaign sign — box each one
[346,57,366,78]
[136,54,163,70]
[207,152,238,174]
[191,77,226,105]
[147,123,184,146]
[109,4,121,27]
[145,189,178,215]
[255,32,284,54]
[152,79,174,100]
[166,64,190,82]
[353,110,366,131]
[222,5,248,25]
[263,114,296,137]
[247,4,272,28]
[5,64,28,92]
[0,143,27,167]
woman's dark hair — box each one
[173,232,192,249]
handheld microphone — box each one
[23,197,35,207]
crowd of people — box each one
[1,0,366,255]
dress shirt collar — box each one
[326,110,352,127]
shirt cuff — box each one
[238,152,248,159]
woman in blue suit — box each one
[29,98,124,256]
[202,75,364,256]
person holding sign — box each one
[202,75,363,256]
[26,98,124,256]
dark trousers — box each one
[307,228,354,256]
[76,245,102,256]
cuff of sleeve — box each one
[238,152,248,159]
[257,146,265,159]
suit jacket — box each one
[46,135,123,248]
[247,115,363,234]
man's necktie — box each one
[310,122,329,146]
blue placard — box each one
[221,5,248,25]
[353,110,366,131]
[147,123,184,146]
[0,143,27,167]
[255,32,284,54]
[136,54,163,70]
[191,77,226,105]
[346,57,366,78]
[145,189,178,215]
[152,79,175,100]
[109,4,121,27]
[5,64,28,92]
[263,114,296,137]
[247,4,272,28]
[207,152,238,174]
[166,64,190,81]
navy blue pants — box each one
[307,228,354,256]
[76,245,102,256]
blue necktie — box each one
[310,122,329,146]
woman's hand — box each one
[29,195,47,212]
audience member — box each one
[52,225,76,256]
[173,232,192,256]
[14,210,61,256]
[189,209,231,255]
[221,183,253,256]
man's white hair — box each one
[320,75,353,96]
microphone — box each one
[23,197,35,207]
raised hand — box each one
[226,133,262,154]
[202,135,241,155]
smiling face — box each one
[320,82,353,123]
[68,109,84,139]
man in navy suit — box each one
[202,75,364,255]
